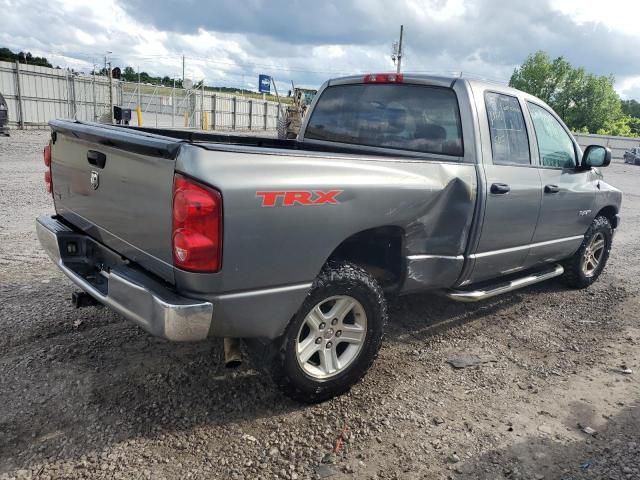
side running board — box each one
[446,265,564,303]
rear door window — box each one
[485,92,531,166]
[304,84,463,156]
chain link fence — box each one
[0,60,114,128]
[0,60,282,132]
[120,81,282,131]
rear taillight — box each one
[43,144,51,166]
[43,143,52,194]
[44,170,52,193]
[172,174,222,272]
[363,73,404,84]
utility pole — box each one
[104,51,112,76]
[182,55,185,83]
[92,63,97,121]
[396,25,404,74]
[137,66,141,109]
[108,61,114,123]
[271,76,283,121]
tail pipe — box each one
[223,337,243,368]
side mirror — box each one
[582,145,611,168]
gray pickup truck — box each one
[37,73,621,402]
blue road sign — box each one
[259,74,271,94]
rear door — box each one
[468,90,542,283]
[51,122,179,282]
[523,101,595,265]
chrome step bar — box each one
[446,265,564,303]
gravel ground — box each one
[0,129,638,480]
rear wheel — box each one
[261,262,386,403]
[562,216,612,288]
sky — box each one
[1,0,639,99]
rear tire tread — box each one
[266,262,386,403]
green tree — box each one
[509,52,572,105]
[568,74,624,133]
[122,66,137,82]
[621,99,640,118]
[510,51,634,136]
[629,117,640,136]
[0,47,15,62]
[0,47,52,67]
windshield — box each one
[304,83,463,156]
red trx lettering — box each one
[256,190,342,207]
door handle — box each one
[490,183,510,194]
[544,184,560,194]
[87,150,106,168]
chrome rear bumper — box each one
[36,215,213,341]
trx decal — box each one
[256,190,343,207]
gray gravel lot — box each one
[0,129,638,480]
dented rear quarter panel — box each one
[174,77,482,304]
[175,145,478,298]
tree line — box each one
[1,48,244,93]
[92,65,185,89]
[510,51,640,137]
[0,47,53,68]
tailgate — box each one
[49,120,182,283]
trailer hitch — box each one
[71,291,100,308]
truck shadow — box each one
[0,279,580,471]
[452,400,640,479]
[384,279,565,343]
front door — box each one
[469,91,542,283]
[524,101,595,266]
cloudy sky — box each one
[1,0,639,98]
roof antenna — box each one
[391,25,404,74]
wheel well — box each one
[325,226,404,292]
[596,206,618,229]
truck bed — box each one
[50,120,434,159]
[88,122,454,160]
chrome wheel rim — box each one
[581,232,606,277]
[296,295,367,380]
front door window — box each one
[527,102,576,168]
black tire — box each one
[562,216,613,289]
[256,262,386,403]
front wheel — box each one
[266,262,386,403]
[562,216,613,288]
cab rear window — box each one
[304,84,463,157]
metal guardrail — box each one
[573,133,640,160]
